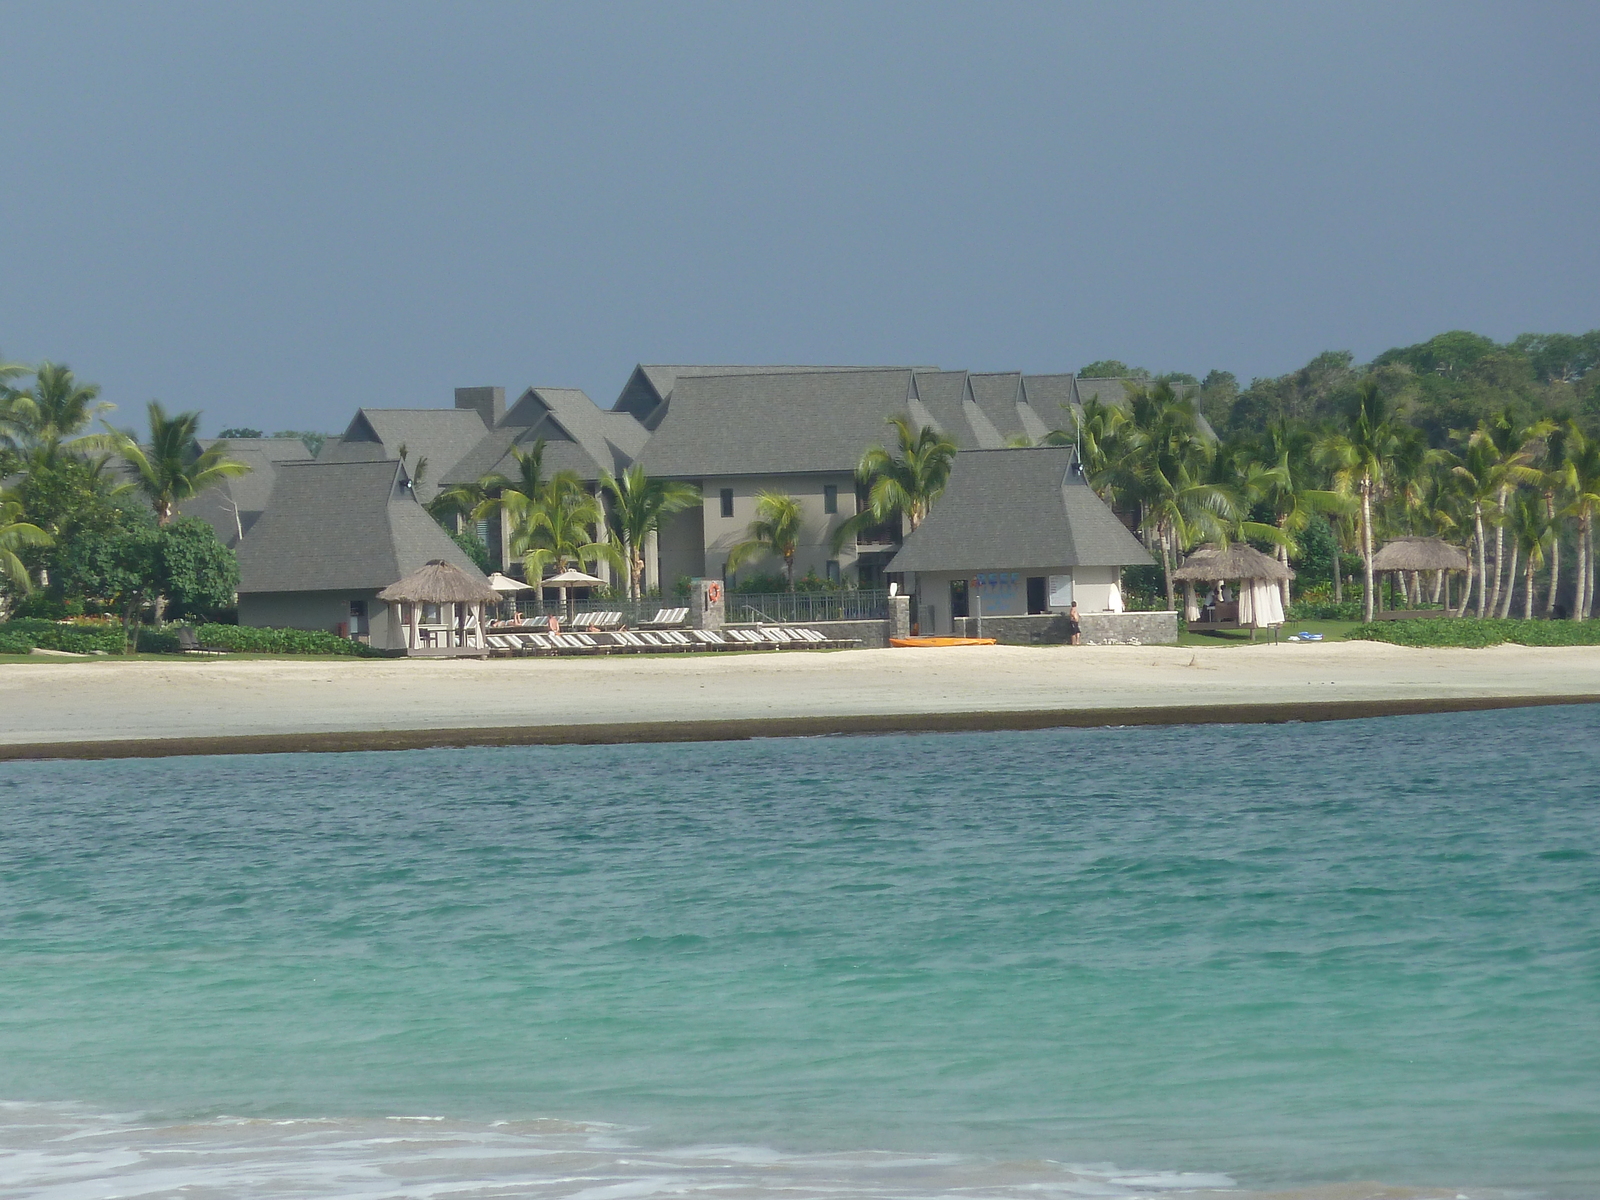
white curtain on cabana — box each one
[1236,579,1284,628]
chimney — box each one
[455,386,505,428]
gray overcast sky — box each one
[2,2,1597,434]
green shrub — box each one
[1286,600,1363,621]
[1348,618,1600,648]
[135,628,183,654]
[188,624,390,656]
[0,619,124,654]
[0,630,36,655]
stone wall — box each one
[791,619,888,649]
[952,610,1177,646]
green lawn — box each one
[1179,619,1362,647]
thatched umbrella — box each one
[1172,543,1293,630]
[379,560,501,651]
[1171,543,1293,583]
[1372,536,1469,613]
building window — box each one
[720,488,734,518]
[826,559,840,584]
[823,484,838,515]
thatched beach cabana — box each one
[379,560,502,654]
[1172,543,1293,631]
[1372,536,1470,614]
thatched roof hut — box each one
[378,559,501,605]
[1372,536,1470,572]
[1171,543,1294,582]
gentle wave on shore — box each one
[1,710,1596,1198]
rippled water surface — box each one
[1,708,1597,1199]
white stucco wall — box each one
[908,567,1124,634]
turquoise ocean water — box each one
[1,707,1597,1199]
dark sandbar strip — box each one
[3,693,1598,761]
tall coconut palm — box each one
[1318,380,1413,622]
[0,491,52,596]
[832,416,958,552]
[600,464,700,599]
[1244,420,1352,607]
[1109,383,1232,610]
[7,362,113,464]
[111,402,251,525]
[1539,422,1572,616]
[728,492,806,590]
[1471,411,1553,615]
[1557,426,1600,621]
[1507,490,1552,621]
[1045,394,1127,498]
[506,471,622,616]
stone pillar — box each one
[690,578,725,630]
[888,594,911,640]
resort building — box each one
[886,446,1153,635]
[632,366,1083,588]
[226,364,1170,641]
[236,458,488,648]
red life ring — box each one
[706,582,722,604]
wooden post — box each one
[408,602,420,652]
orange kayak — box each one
[889,636,997,648]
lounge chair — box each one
[643,607,690,627]
[174,627,227,657]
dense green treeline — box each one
[1072,329,1600,623]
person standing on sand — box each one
[1067,601,1081,646]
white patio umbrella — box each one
[541,567,607,621]
[485,572,533,621]
[485,572,534,593]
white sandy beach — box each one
[3,641,1600,749]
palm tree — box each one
[728,492,805,590]
[111,402,251,525]
[506,471,622,617]
[1244,420,1351,607]
[600,464,700,599]
[1508,491,1552,621]
[832,416,958,553]
[429,440,548,561]
[1471,411,1553,615]
[0,491,52,596]
[6,362,113,463]
[1556,426,1600,621]
[1110,383,1233,610]
[1318,380,1412,622]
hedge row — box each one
[183,624,390,656]
[0,619,125,653]
[0,620,390,657]
[1284,600,1365,621]
[1347,618,1600,648]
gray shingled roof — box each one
[637,369,926,477]
[614,364,917,426]
[887,447,1152,573]
[639,368,1080,478]
[237,459,487,594]
[441,387,645,485]
[318,408,492,502]
[163,438,309,548]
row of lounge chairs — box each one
[499,607,691,632]
[485,625,854,655]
